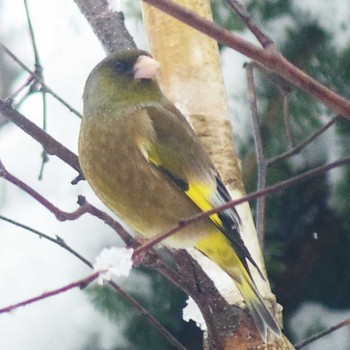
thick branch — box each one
[74,0,136,53]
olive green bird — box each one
[78,49,281,341]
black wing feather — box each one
[215,175,265,281]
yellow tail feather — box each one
[196,232,281,341]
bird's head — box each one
[83,49,162,112]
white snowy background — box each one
[1,0,350,349]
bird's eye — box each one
[113,60,134,75]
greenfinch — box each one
[78,49,281,341]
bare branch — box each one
[281,92,295,148]
[74,0,136,54]
[107,279,187,350]
[245,62,268,246]
[225,0,274,48]
[268,115,341,165]
[0,214,92,266]
[0,272,101,314]
[0,99,81,173]
[0,161,134,243]
[295,318,350,349]
[24,0,40,64]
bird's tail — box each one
[195,232,281,341]
[233,264,281,341]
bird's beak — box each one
[133,55,161,80]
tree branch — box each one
[0,272,101,314]
[295,318,350,349]
[74,0,136,53]
[0,99,81,173]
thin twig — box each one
[76,196,134,245]
[225,0,274,48]
[106,281,187,350]
[39,147,49,180]
[0,161,134,244]
[38,81,49,179]
[243,63,341,165]
[0,43,81,118]
[23,0,40,63]
[0,272,101,314]
[0,160,78,221]
[0,214,92,266]
[245,62,267,246]
[281,91,295,147]
[268,115,341,165]
[295,318,350,349]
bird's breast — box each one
[78,110,214,247]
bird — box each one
[78,49,281,341]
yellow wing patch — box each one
[186,182,224,229]
[142,140,225,231]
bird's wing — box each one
[141,103,264,279]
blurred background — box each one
[1,0,350,349]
